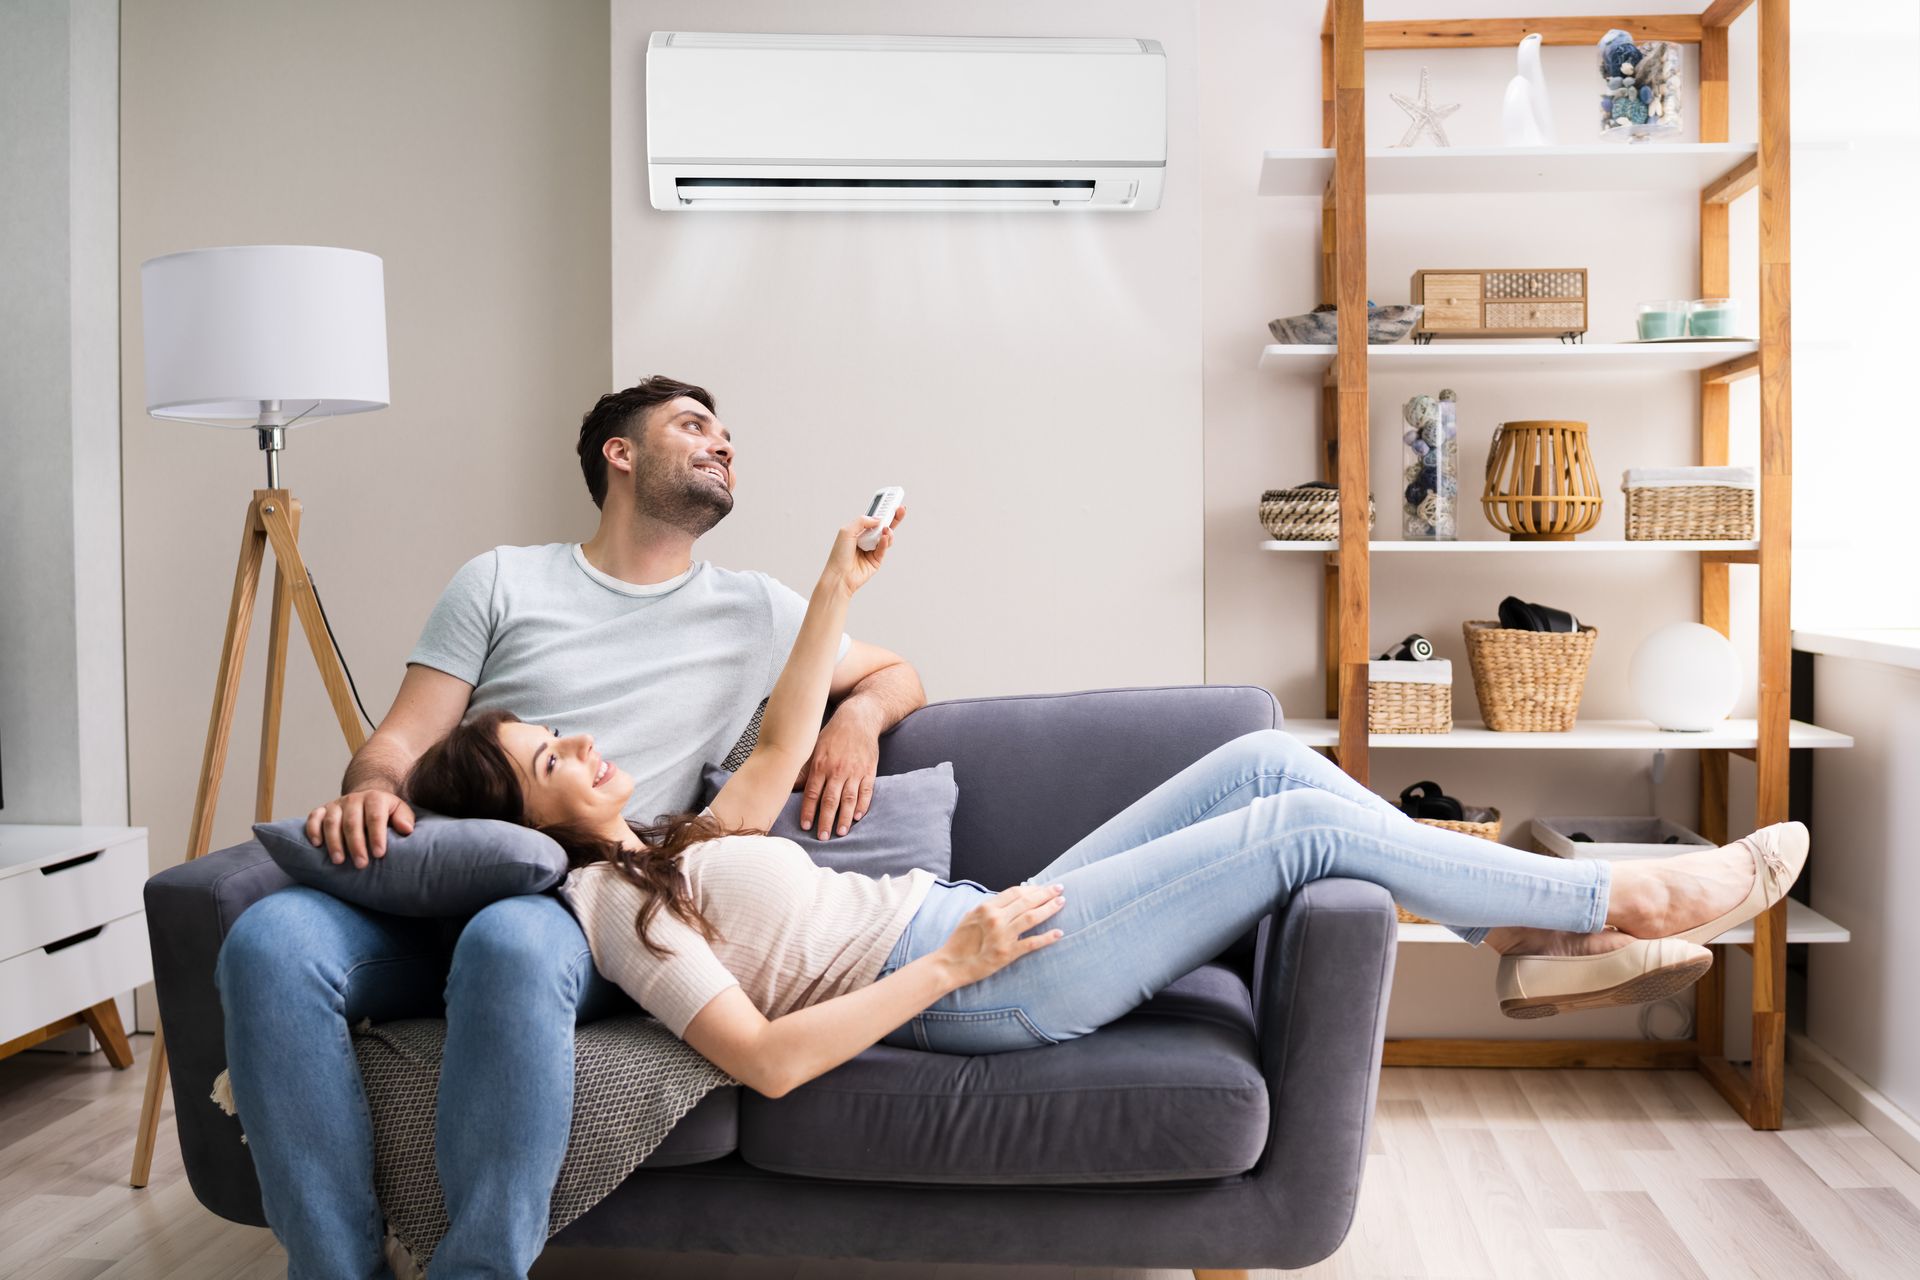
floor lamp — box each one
[129,245,390,1187]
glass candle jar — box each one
[1637,300,1689,340]
[1402,389,1458,540]
[1686,297,1741,338]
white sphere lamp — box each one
[1629,622,1740,731]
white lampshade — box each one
[141,245,389,424]
[1629,621,1741,731]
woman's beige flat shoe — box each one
[1496,936,1713,1020]
[1664,820,1810,946]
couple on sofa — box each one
[216,375,1810,1279]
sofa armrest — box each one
[1249,876,1397,1255]
[144,840,292,1227]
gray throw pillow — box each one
[699,761,957,880]
[252,810,569,918]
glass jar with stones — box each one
[1596,27,1682,141]
[1403,389,1459,540]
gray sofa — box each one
[146,684,1398,1275]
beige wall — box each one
[118,0,613,1008]
[609,1,1205,701]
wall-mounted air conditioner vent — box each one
[645,32,1167,212]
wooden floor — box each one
[5,1035,1919,1279]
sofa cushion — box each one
[735,962,1267,1184]
[636,1085,740,1168]
[251,811,568,918]
[699,760,957,880]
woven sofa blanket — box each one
[355,1014,738,1269]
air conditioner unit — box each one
[646,33,1166,212]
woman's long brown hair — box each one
[401,708,762,959]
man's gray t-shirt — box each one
[406,542,850,824]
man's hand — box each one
[794,712,881,840]
[305,789,417,868]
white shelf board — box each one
[1262,539,1760,554]
[1258,143,1758,199]
[1792,628,1920,674]
[1259,340,1757,375]
[1281,718,1853,751]
[1398,898,1849,946]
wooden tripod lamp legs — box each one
[130,489,367,1188]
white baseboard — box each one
[1789,1031,1920,1176]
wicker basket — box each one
[1462,620,1598,732]
[1623,483,1755,540]
[1397,810,1503,924]
[1259,487,1375,541]
[1368,660,1452,733]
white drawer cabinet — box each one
[0,825,149,1066]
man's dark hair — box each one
[576,376,716,509]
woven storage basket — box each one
[1368,659,1452,733]
[1462,620,1597,732]
[1259,487,1375,541]
[1397,810,1503,924]
[1623,484,1755,540]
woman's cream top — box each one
[567,826,937,1038]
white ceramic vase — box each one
[1516,32,1556,143]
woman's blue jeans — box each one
[215,888,633,1280]
[875,728,1614,1054]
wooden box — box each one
[1410,268,1588,342]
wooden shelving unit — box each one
[1291,0,1822,1129]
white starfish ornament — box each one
[1390,66,1459,148]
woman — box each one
[404,513,1807,1088]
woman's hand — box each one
[935,883,1067,988]
[822,504,905,596]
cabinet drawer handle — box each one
[45,925,105,955]
[40,851,102,875]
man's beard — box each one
[630,451,733,537]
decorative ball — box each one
[1405,482,1428,506]
[1639,85,1654,105]
[1628,102,1650,124]
[1629,622,1740,731]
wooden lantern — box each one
[1480,419,1602,540]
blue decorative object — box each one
[1601,34,1640,79]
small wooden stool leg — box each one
[79,998,135,1069]
[1193,1271,1251,1280]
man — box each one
[214,376,921,1279]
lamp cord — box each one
[308,571,378,732]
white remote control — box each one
[857,486,905,551]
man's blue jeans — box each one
[215,889,634,1280]
[876,729,1615,1053]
